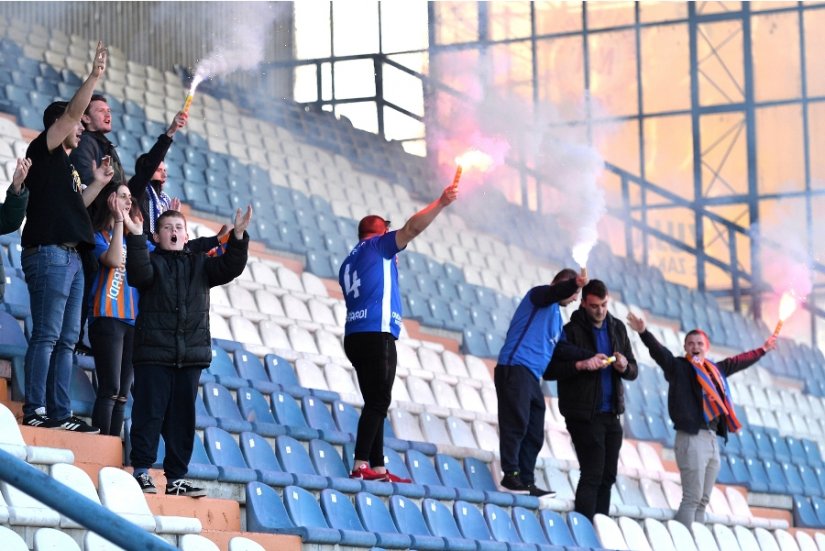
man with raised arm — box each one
[21,41,113,432]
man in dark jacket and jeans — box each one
[126,206,251,496]
[627,310,776,526]
[548,279,637,519]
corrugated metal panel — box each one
[0,1,294,99]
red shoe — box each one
[385,470,411,483]
[350,464,389,481]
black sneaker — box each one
[527,484,556,498]
[74,343,92,356]
[166,479,206,498]
[134,473,157,494]
[500,472,530,494]
[45,415,100,433]
[22,412,50,427]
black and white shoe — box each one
[134,473,157,494]
[22,410,50,427]
[166,479,206,498]
[46,415,100,433]
[500,472,530,494]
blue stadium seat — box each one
[462,328,490,357]
[301,396,350,444]
[3,276,30,320]
[463,457,518,508]
[203,426,256,483]
[453,500,508,551]
[512,507,563,550]
[406,449,457,500]
[793,495,824,528]
[265,355,306,396]
[305,251,336,279]
[233,349,280,394]
[245,481,337,543]
[811,496,825,526]
[355,491,412,549]
[331,399,359,436]
[60,68,82,86]
[798,464,823,497]
[484,503,535,551]
[382,447,426,498]
[307,438,366,494]
[194,392,218,429]
[566,511,604,549]
[803,439,825,467]
[421,498,477,551]
[783,462,806,497]
[281,485,343,544]
[389,495,447,550]
[236,387,285,438]
[763,459,789,494]
[623,412,652,440]
[435,454,485,503]
[205,345,248,389]
[744,457,771,493]
[716,454,737,485]
[319,488,378,547]
[274,435,328,490]
[646,414,674,447]
[270,391,320,441]
[238,431,294,487]
[0,310,27,364]
[202,382,253,433]
[751,428,776,461]
[726,454,753,488]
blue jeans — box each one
[21,245,84,419]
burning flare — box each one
[772,291,799,337]
[182,75,204,115]
[572,241,593,270]
[452,149,494,187]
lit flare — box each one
[772,291,799,337]
[182,75,204,115]
[452,149,493,187]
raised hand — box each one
[106,191,121,218]
[440,182,459,207]
[233,205,253,239]
[170,197,182,212]
[11,157,31,192]
[166,111,188,137]
[626,312,645,333]
[92,41,107,78]
[123,207,143,235]
[762,334,777,352]
[92,157,115,186]
[575,267,588,288]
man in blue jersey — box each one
[495,268,608,496]
[340,182,458,481]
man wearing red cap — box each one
[339,183,458,481]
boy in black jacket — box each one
[547,279,638,519]
[126,206,252,496]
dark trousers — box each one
[494,364,545,485]
[129,364,201,481]
[344,332,396,467]
[89,318,134,436]
[566,413,624,520]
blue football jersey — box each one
[339,231,403,337]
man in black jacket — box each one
[627,311,776,526]
[547,279,638,519]
[126,206,251,497]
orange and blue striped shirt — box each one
[88,230,145,325]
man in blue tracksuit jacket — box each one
[495,267,608,496]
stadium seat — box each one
[156,431,220,480]
[618,516,653,551]
[435,454,486,503]
[270,391,319,440]
[453,500,508,551]
[206,345,248,390]
[484,503,535,550]
[179,534,220,551]
[421,498,477,551]
[33,527,81,551]
[307,438,367,494]
[274,435,328,490]
[202,382,253,433]
[235,387,286,438]
[318,488,378,547]
[663,520,698,551]
[355,491,413,549]
[232,350,280,394]
[301,396,350,444]
[592,514,629,550]
[238,431,294,487]
[281,485,342,544]
[567,511,604,549]
[203,426,257,483]
[642,518,677,551]
[245,481,335,543]
[711,523,742,551]
[406,448,457,500]
[389,495,447,550]
[0,526,28,551]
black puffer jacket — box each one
[547,308,638,420]
[126,231,249,368]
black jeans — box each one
[566,413,624,519]
[344,332,396,467]
[129,364,201,481]
[89,318,134,436]
[494,364,545,485]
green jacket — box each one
[0,183,30,301]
